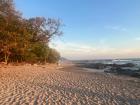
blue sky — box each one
[14,0,140,60]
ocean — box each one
[74,58,140,68]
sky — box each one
[14,0,140,60]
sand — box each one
[0,64,140,105]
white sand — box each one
[0,65,139,105]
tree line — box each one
[0,0,61,64]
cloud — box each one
[104,25,127,32]
[50,41,96,53]
[50,40,140,60]
[50,41,97,59]
[135,37,140,41]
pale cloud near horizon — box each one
[50,41,140,60]
[104,25,127,32]
[135,37,140,41]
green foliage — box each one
[0,0,62,64]
[47,48,60,63]
[30,43,49,62]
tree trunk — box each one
[4,53,9,65]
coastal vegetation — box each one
[0,0,61,64]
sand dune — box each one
[0,65,140,105]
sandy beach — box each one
[0,64,140,105]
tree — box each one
[0,0,62,64]
[29,43,49,63]
[28,17,62,43]
[47,48,60,63]
[0,0,22,64]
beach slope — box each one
[0,65,140,105]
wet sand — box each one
[0,64,140,105]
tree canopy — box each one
[0,0,61,64]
